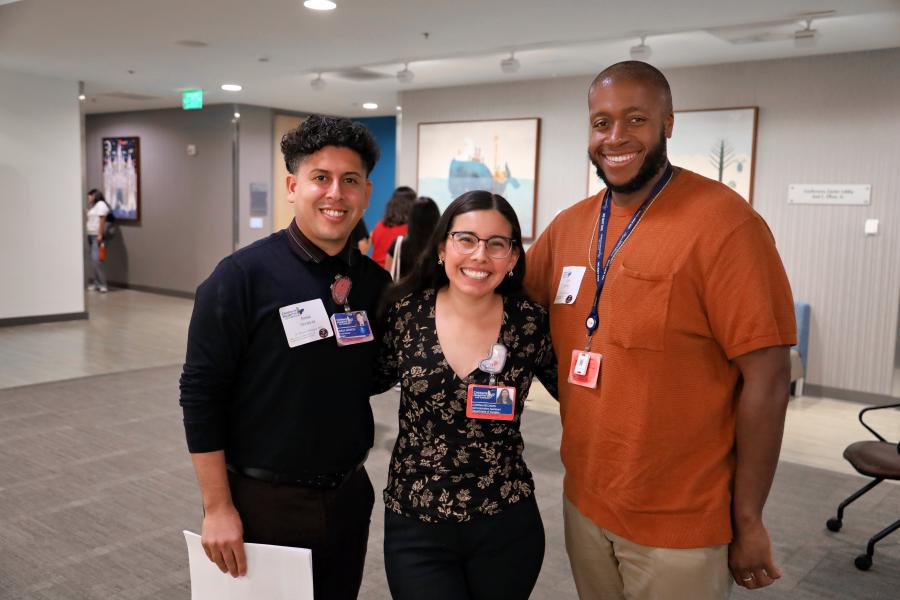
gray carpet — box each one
[0,365,898,599]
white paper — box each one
[554,266,586,304]
[278,298,334,348]
[183,530,314,600]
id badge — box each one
[568,349,602,388]
[330,310,375,347]
[466,384,516,421]
[279,299,334,348]
[554,266,586,304]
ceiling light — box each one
[310,73,326,91]
[362,102,378,110]
[234,112,241,119]
[220,83,242,92]
[397,63,415,84]
[303,0,336,10]
[77,80,86,101]
[794,19,817,48]
[630,36,652,61]
[396,106,402,111]
[500,52,520,74]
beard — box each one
[590,129,668,195]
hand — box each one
[201,504,247,577]
[729,518,782,590]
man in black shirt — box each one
[179,115,391,599]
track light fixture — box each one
[629,36,652,61]
[794,19,817,48]
[500,52,520,74]
[310,73,326,91]
[77,80,86,101]
[397,62,415,84]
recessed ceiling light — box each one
[362,103,378,110]
[221,83,242,92]
[303,0,336,10]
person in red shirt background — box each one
[370,186,416,269]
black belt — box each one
[227,458,366,490]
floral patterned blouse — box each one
[377,289,558,523]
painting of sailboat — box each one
[418,118,540,239]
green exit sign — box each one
[182,89,203,110]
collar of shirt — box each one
[286,219,357,267]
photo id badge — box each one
[330,310,375,347]
[466,384,516,421]
[554,266,586,304]
[568,349,602,388]
[279,299,333,348]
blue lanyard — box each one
[584,163,674,344]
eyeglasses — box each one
[447,231,516,259]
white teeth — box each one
[461,269,490,280]
[605,153,636,163]
[321,209,346,218]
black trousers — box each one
[384,495,545,600]
[227,466,375,600]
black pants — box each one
[384,495,545,600]
[227,466,375,600]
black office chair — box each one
[825,401,900,571]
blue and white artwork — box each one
[588,107,757,204]
[417,119,540,239]
[102,136,141,221]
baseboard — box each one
[0,311,88,328]
[804,384,898,405]
[108,281,195,300]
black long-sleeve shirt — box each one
[179,222,391,474]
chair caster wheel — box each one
[854,554,872,571]
[826,518,842,532]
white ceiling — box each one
[1,0,898,116]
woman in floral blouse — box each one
[377,190,558,600]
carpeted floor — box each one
[0,365,897,599]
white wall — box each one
[398,48,900,398]
[0,67,84,320]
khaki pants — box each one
[564,497,733,600]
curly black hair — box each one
[280,114,380,176]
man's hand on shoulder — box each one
[728,517,782,590]
[201,503,247,577]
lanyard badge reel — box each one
[329,274,375,346]
[466,343,516,421]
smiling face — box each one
[588,77,674,202]
[286,145,372,255]
[438,209,520,301]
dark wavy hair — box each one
[382,186,417,226]
[386,190,525,309]
[280,114,380,175]
[398,196,440,279]
[88,189,105,205]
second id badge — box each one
[466,384,516,421]
[330,310,375,347]
[568,349,602,388]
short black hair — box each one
[590,60,673,115]
[280,114,380,176]
[88,189,105,203]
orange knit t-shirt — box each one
[525,169,796,548]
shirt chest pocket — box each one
[606,265,673,352]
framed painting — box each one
[417,118,540,240]
[102,136,141,223]
[587,107,758,203]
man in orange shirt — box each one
[525,61,796,599]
